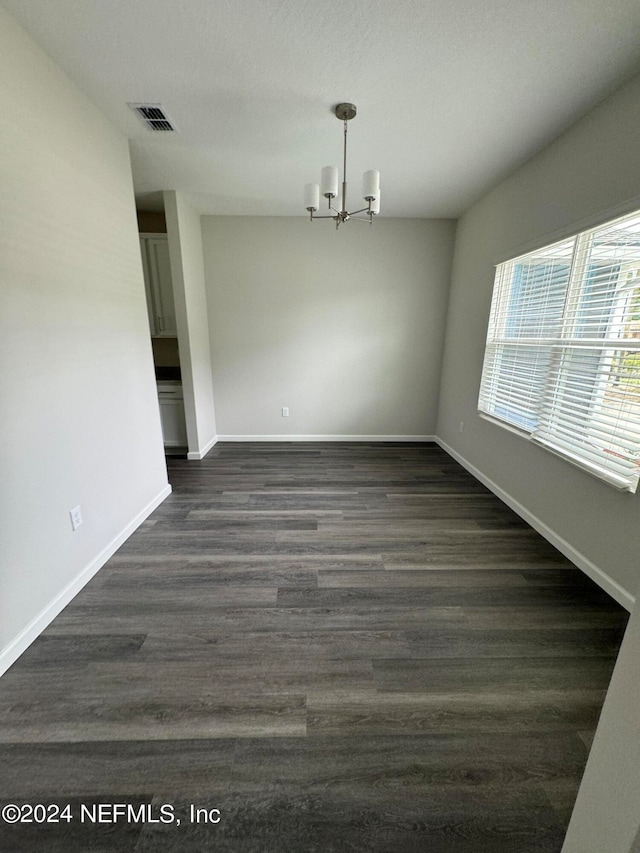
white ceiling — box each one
[4,0,640,218]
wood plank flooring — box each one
[0,443,628,851]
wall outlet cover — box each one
[70,506,83,530]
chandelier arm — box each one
[311,214,338,220]
[348,205,373,216]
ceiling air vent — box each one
[128,103,177,132]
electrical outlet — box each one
[70,506,83,531]
[281,407,289,417]
[459,421,464,433]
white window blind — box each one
[479,210,640,492]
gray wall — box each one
[201,216,455,439]
[437,70,640,605]
[562,581,640,851]
[0,9,169,671]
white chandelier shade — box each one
[321,166,339,199]
[304,103,381,228]
[362,170,380,201]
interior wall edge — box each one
[0,484,172,679]
[436,437,635,611]
[187,436,219,459]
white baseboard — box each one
[187,435,218,460]
[436,437,634,611]
[0,483,172,678]
[215,435,437,442]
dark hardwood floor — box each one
[0,443,628,851]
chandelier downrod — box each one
[342,114,348,218]
[304,103,380,229]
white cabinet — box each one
[157,381,187,448]
[140,235,177,337]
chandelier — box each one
[304,103,380,228]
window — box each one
[479,210,640,492]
